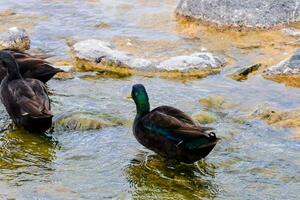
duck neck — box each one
[135,99,150,118]
[5,59,22,80]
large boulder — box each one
[176,0,300,29]
[0,27,30,50]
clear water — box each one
[0,0,299,199]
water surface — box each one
[0,0,299,199]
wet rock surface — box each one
[157,52,225,71]
[249,105,300,139]
[176,0,300,29]
[264,48,300,87]
[229,64,261,81]
[0,10,16,17]
[199,95,237,111]
[193,112,216,124]
[72,39,225,79]
[265,49,300,75]
[0,27,30,50]
[52,64,75,80]
[72,39,153,70]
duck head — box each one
[0,51,21,80]
[131,84,150,116]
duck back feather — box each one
[0,49,63,83]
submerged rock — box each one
[72,39,225,79]
[176,0,300,29]
[95,22,111,29]
[54,112,125,131]
[199,95,236,111]
[0,10,16,17]
[53,71,75,80]
[193,112,216,124]
[264,49,300,87]
[229,64,261,81]
[249,105,300,129]
[249,105,278,122]
[53,64,75,80]
[0,27,30,50]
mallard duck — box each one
[0,49,63,83]
[131,84,219,164]
[0,51,53,133]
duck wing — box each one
[0,61,7,82]
[8,79,52,117]
[142,109,213,143]
[19,58,63,81]
[3,49,50,60]
[152,106,196,125]
[2,49,63,83]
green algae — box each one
[75,57,222,80]
[193,112,216,124]
[0,128,57,171]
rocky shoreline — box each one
[1,24,300,85]
[176,0,300,29]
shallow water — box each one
[0,0,300,199]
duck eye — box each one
[209,132,215,137]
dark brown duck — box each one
[0,49,63,83]
[0,51,53,133]
[131,84,219,164]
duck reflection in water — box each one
[0,128,58,184]
[125,151,220,199]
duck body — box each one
[0,49,63,83]
[131,84,219,164]
[0,51,53,133]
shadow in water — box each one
[125,151,220,199]
[0,128,59,185]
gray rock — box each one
[157,52,225,71]
[176,0,300,28]
[0,27,30,50]
[72,39,225,75]
[230,63,261,81]
[72,39,154,70]
[265,49,300,75]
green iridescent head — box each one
[131,84,150,116]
